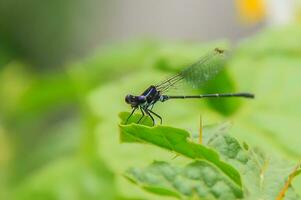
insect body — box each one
[125,85,163,124]
[125,48,254,125]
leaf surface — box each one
[125,160,243,199]
[119,112,242,188]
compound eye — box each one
[125,95,132,104]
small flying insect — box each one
[125,48,254,125]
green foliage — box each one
[119,114,301,200]
[13,158,116,200]
[205,125,301,200]
[119,112,242,188]
[1,24,301,200]
[125,161,242,199]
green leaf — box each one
[120,113,301,199]
[13,157,117,200]
[83,35,301,198]
[125,160,243,199]
[119,112,242,188]
[204,127,301,200]
[235,25,301,58]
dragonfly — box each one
[125,48,254,125]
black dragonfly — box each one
[125,48,254,125]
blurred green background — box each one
[1,0,301,199]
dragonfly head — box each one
[125,94,138,108]
[125,94,147,108]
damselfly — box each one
[125,48,254,125]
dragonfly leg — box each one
[125,107,137,124]
[149,104,154,110]
[144,108,155,126]
[148,109,162,124]
[137,107,145,124]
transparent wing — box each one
[155,73,184,93]
[155,48,227,93]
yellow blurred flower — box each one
[236,0,266,24]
